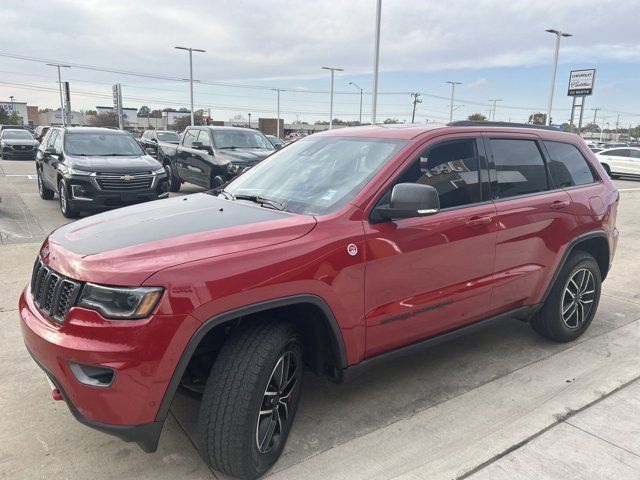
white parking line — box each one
[618,188,640,192]
[4,174,36,180]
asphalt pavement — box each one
[1,158,639,480]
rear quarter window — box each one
[544,141,597,187]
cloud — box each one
[467,78,488,89]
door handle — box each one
[550,200,571,210]
[465,216,493,227]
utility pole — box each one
[349,82,364,124]
[410,92,422,123]
[272,89,284,138]
[174,46,205,126]
[615,114,620,139]
[46,63,70,126]
[248,113,251,128]
[545,29,572,126]
[371,0,382,124]
[591,107,600,140]
[488,99,502,121]
[321,67,343,129]
[446,81,461,122]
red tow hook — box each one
[51,388,63,401]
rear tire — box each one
[198,321,304,480]
[601,163,616,179]
[37,168,55,200]
[530,251,601,342]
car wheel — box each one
[530,250,601,342]
[58,179,80,218]
[37,168,55,200]
[199,321,304,480]
[164,163,181,192]
[601,163,616,178]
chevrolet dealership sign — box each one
[568,69,596,96]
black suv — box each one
[36,127,169,218]
[139,129,181,157]
[0,128,39,160]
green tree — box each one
[528,112,547,125]
[314,120,329,125]
[173,112,204,131]
[150,109,163,118]
[89,112,118,128]
[383,118,400,124]
[467,113,487,121]
[138,105,151,117]
[84,109,97,116]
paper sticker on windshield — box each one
[321,189,337,201]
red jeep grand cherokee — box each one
[20,122,619,479]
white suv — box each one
[596,147,640,178]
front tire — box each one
[38,168,55,200]
[58,179,80,218]
[530,251,602,342]
[164,163,181,192]
[199,321,304,480]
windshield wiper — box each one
[234,194,284,211]
[219,146,237,150]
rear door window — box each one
[490,138,549,199]
[543,141,596,187]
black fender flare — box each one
[154,294,348,422]
[540,230,610,304]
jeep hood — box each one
[45,193,316,285]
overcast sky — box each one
[1,0,639,125]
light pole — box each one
[371,0,382,124]
[545,29,572,126]
[272,89,284,138]
[488,99,502,121]
[349,81,364,124]
[446,81,461,122]
[175,46,205,126]
[248,113,251,128]
[46,63,70,126]
[321,67,343,129]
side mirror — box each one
[145,148,156,156]
[150,138,158,143]
[192,141,204,150]
[274,144,283,150]
[374,183,440,222]
[45,147,58,156]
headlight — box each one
[78,283,163,319]
[229,164,242,173]
[66,167,92,176]
[153,166,166,174]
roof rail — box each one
[447,121,563,132]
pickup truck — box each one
[156,126,275,192]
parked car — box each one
[139,130,181,157]
[265,134,284,149]
[20,123,618,479]
[0,124,27,133]
[595,146,640,178]
[0,128,39,160]
[34,125,50,142]
[602,142,628,149]
[35,126,169,218]
[157,126,275,192]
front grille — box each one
[31,258,82,323]
[96,172,154,191]
[11,145,35,151]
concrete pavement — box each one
[1,157,639,479]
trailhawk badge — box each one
[347,244,358,256]
[40,246,50,259]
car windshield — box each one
[213,130,274,150]
[157,132,180,142]
[65,132,144,156]
[222,136,407,215]
[3,130,33,140]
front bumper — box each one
[65,172,169,210]
[2,146,37,159]
[19,285,199,451]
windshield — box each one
[213,130,274,150]
[65,132,144,156]
[2,130,33,140]
[223,136,407,215]
[158,132,180,142]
